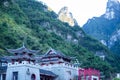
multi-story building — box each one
[40,48,78,80]
[0,44,100,80]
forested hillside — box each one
[0,0,119,79]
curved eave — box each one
[7,48,40,54]
[40,69,57,77]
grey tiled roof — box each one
[43,48,71,60]
[0,57,9,62]
[40,58,60,62]
[40,69,57,77]
[7,45,40,54]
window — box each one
[2,63,7,66]
[93,78,97,80]
[2,74,6,80]
[12,72,18,80]
[31,74,36,80]
[81,76,84,80]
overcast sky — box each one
[38,0,120,26]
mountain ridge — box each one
[83,0,120,55]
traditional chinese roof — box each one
[6,44,40,61]
[9,55,34,60]
[42,48,71,60]
[2,56,15,61]
[7,45,40,55]
[0,57,9,63]
[40,69,57,77]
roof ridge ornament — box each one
[22,42,25,48]
[22,36,27,48]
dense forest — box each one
[0,0,120,79]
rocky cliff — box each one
[83,0,120,55]
[58,6,78,26]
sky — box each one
[38,0,119,26]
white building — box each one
[40,48,78,80]
[0,45,78,80]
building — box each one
[78,68,100,80]
[1,45,57,80]
[40,48,78,80]
[95,52,105,61]
[6,45,41,80]
[0,58,7,80]
[0,44,100,80]
[0,45,78,80]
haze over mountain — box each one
[83,0,120,55]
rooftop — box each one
[40,69,57,77]
[7,44,40,55]
[42,48,71,60]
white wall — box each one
[40,63,78,80]
[6,61,40,80]
[91,75,99,80]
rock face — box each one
[103,0,120,20]
[109,29,120,46]
[83,0,120,54]
[58,6,78,26]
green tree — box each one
[114,78,120,80]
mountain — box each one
[58,6,78,26]
[104,0,120,20]
[83,0,120,55]
[0,0,119,79]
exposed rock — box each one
[58,6,78,26]
[67,34,72,41]
[104,0,120,20]
[109,29,120,47]
[76,31,84,38]
[83,0,120,54]
[40,22,50,28]
[100,40,107,46]
[4,1,9,7]
[73,39,78,44]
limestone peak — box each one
[58,6,78,26]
